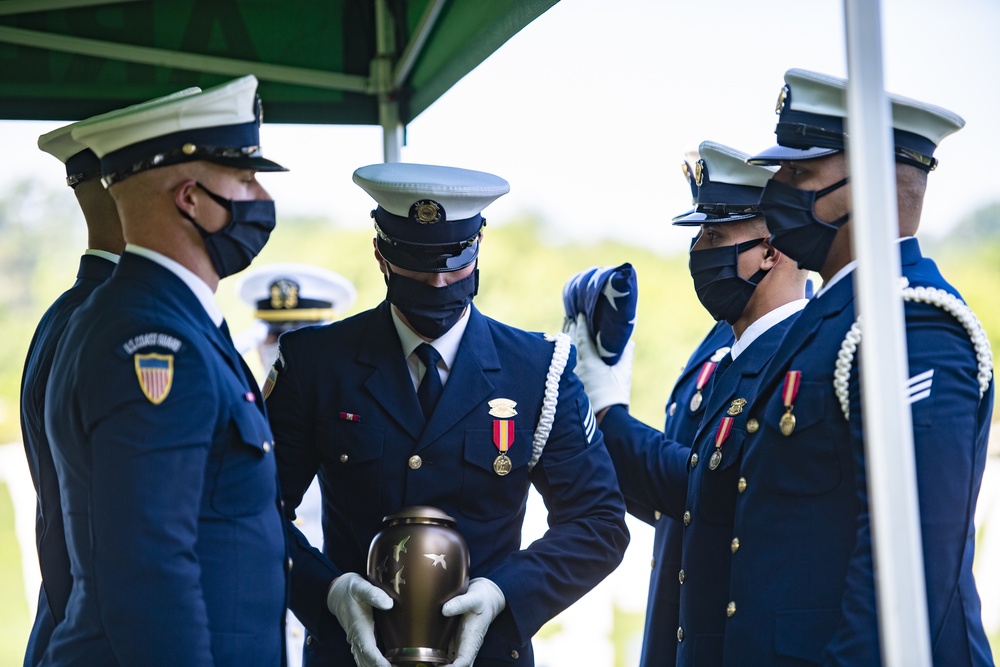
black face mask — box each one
[386,266,478,339]
[689,237,769,325]
[178,182,276,279]
[759,177,850,272]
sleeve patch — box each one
[134,353,174,405]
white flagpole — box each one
[842,1,932,665]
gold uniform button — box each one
[650,558,656,569]
[408,455,423,470]
[678,569,685,584]
[737,477,747,493]
[690,453,699,468]
[727,601,736,617]
[262,441,272,453]
[305,635,313,646]
[683,511,691,526]
[292,628,302,638]
[287,557,294,570]
[339,453,349,463]
[677,627,685,642]
[747,418,759,433]
[668,402,677,417]
[654,510,662,521]
[731,537,740,554]
[511,650,520,659]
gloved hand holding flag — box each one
[562,263,638,366]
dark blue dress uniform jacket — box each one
[675,312,799,667]
[42,252,288,667]
[267,302,629,667]
[20,254,115,667]
[600,320,733,667]
[729,238,994,666]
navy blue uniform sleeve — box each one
[266,337,342,640]
[487,345,630,645]
[823,300,993,665]
[600,404,692,521]
[71,338,217,665]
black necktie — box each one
[414,343,443,420]
[711,352,734,390]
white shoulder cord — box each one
[529,332,571,471]
[834,278,994,420]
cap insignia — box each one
[775,85,788,114]
[411,200,443,224]
[270,279,300,310]
[694,160,705,187]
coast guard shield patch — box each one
[134,353,174,405]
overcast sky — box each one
[4,0,998,255]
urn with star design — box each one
[367,506,470,664]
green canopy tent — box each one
[0,0,557,160]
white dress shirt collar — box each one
[84,248,120,264]
[813,236,911,299]
[730,298,808,359]
[391,304,471,389]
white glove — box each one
[326,573,394,667]
[570,312,634,412]
[441,577,506,667]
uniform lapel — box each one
[749,277,855,414]
[417,306,500,450]
[697,315,797,440]
[360,303,426,437]
[677,322,732,392]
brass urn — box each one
[367,506,470,665]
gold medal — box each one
[779,410,796,436]
[689,390,703,412]
[709,449,723,470]
[492,412,515,476]
[779,371,802,437]
[493,454,512,476]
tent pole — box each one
[374,0,403,162]
[842,1,931,665]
